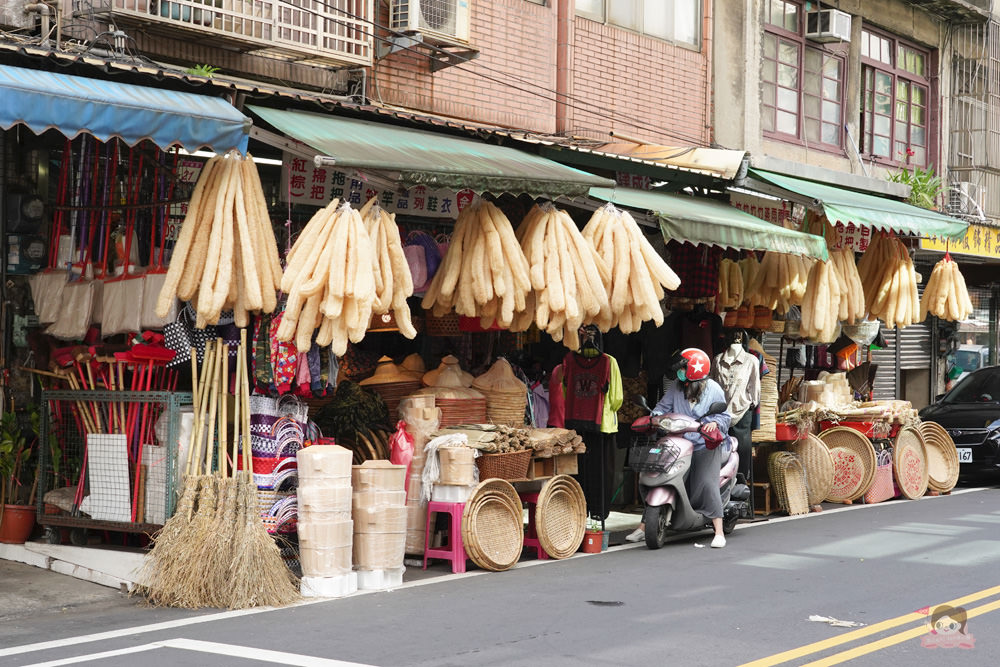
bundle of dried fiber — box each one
[421,197,531,330]
[361,201,417,339]
[155,155,282,328]
[510,203,610,350]
[581,203,681,334]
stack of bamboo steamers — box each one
[297,445,357,598]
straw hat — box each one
[400,353,426,380]
[422,355,474,387]
[359,356,415,385]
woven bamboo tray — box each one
[918,421,960,493]
[536,475,587,559]
[367,380,423,421]
[893,427,929,500]
[824,447,866,502]
[482,389,528,427]
[461,481,524,571]
[476,448,532,481]
[818,426,877,502]
[767,451,809,516]
[788,434,834,506]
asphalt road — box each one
[3,486,1000,667]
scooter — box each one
[629,398,751,550]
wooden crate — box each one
[553,453,578,475]
[526,457,554,480]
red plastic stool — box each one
[519,492,549,560]
[423,501,468,573]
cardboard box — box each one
[553,453,578,475]
[352,460,407,492]
[353,505,407,534]
[297,445,354,480]
[299,545,353,577]
[353,532,406,570]
[297,519,353,549]
[298,484,352,513]
[353,489,407,510]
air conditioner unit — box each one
[949,181,983,216]
[390,0,471,45]
[806,9,851,43]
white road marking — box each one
[1,486,990,660]
[22,637,375,667]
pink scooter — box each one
[630,399,751,550]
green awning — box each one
[589,186,829,260]
[249,106,614,197]
[749,168,969,240]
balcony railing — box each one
[82,0,373,66]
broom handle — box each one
[188,340,214,478]
[185,348,200,478]
[218,343,228,479]
[203,341,222,477]
[240,329,251,472]
[231,337,242,475]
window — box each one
[576,0,701,48]
[761,0,844,149]
[860,28,930,166]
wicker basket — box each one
[919,421,959,493]
[769,319,786,334]
[425,311,461,336]
[475,449,532,481]
[482,389,528,426]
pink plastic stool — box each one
[423,501,468,573]
[519,492,549,560]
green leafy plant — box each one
[185,64,219,77]
[0,411,33,506]
[887,164,943,210]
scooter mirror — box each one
[631,394,651,411]
[707,401,728,415]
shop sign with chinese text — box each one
[281,154,471,218]
[920,223,1000,259]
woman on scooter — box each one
[626,348,733,548]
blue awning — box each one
[0,65,251,153]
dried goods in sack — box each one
[581,203,681,334]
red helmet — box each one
[677,348,711,382]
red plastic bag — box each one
[389,420,415,496]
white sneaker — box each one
[711,534,726,548]
[625,528,645,543]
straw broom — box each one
[135,343,214,605]
[228,329,299,608]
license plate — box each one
[957,448,973,463]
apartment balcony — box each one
[78,0,373,67]
[904,0,990,22]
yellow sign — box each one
[921,223,1000,259]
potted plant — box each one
[580,518,606,553]
[0,409,38,544]
[886,163,944,210]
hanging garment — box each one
[562,352,611,433]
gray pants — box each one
[688,445,725,519]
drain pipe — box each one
[24,2,55,46]
[555,0,572,134]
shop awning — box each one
[248,106,614,197]
[748,168,969,240]
[0,65,250,153]
[589,186,829,260]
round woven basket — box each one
[367,380,423,421]
[461,481,524,571]
[818,426,877,501]
[893,427,929,500]
[536,475,587,559]
[918,421,960,493]
[477,478,522,515]
[825,447,867,502]
[788,434,835,506]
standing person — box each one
[626,348,732,548]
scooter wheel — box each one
[643,505,668,549]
